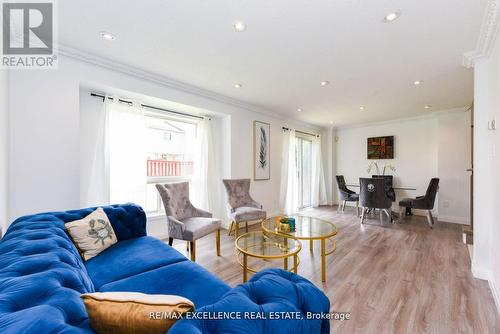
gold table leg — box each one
[216,229,220,256]
[235,222,239,239]
[243,253,248,282]
[293,255,298,274]
[283,257,288,270]
[321,238,326,282]
[310,239,313,252]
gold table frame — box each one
[235,231,302,282]
[261,216,338,283]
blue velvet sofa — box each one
[0,204,330,333]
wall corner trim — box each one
[463,0,500,68]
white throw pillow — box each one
[65,208,117,260]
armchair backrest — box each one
[422,178,440,209]
[336,175,347,190]
[359,178,392,209]
[372,175,394,188]
[222,178,256,211]
[156,182,196,220]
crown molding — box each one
[57,44,295,122]
[463,0,500,68]
[335,107,469,130]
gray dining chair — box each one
[399,178,440,228]
[222,178,267,238]
[371,175,396,202]
[156,182,221,261]
[359,178,394,224]
[336,175,360,215]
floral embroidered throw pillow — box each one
[65,208,117,260]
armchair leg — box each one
[186,241,189,252]
[427,210,435,228]
[356,201,360,217]
[168,237,173,246]
[227,221,234,236]
[245,222,249,233]
[360,208,366,224]
[342,200,346,211]
[235,222,240,239]
[190,241,196,261]
[399,206,405,223]
[216,229,221,256]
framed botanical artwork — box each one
[253,121,271,180]
[367,136,394,159]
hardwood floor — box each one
[167,206,500,333]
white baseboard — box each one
[471,263,500,315]
[489,276,500,315]
[438,214,470,225]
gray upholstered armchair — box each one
[222,179,267,238]
[399,178,440,227]
[336,175,360,215]
[359,177,394,224]
[156,182,221,261]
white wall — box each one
[335,112,471,223]
[336,117,438,214]
[437,110,472,224]
[472,31,500,312]
[6,55,319,232]
[0,70,7,236]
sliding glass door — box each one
[296,136,312,208]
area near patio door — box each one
[296,136,312,209]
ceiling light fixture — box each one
[234,83,242,88]
[424,105,432,109]
[414,80,423,86]
[359,106,365,110]
[383,11,401,23]
[234,21,246,32]
[99,31,116,41]
[297,108,302,112]
[320,81,329,86]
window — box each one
[144,115,198,215]
[296,136,312,208]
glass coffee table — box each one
[235,231,301,282]
[262,216,338,283]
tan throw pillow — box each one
[81,292,194,334]
[65,208,117,260]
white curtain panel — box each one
[279,130,298,215]
[108,100,147,208]
[311,136,328,207]
[191,118,210,210]
[80,96,110,207]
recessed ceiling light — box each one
[424,105,432,109]
[234,83,242,88]
[383,11,401,23]
[414,80,423,86]
[320,81,329,86]
[359,106,366,110]
[297,108,302,112]
[99,31,116,41]
[234,21,246,32]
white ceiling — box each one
[59,0,486,126]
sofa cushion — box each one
[99,260,230,309]
[181,217,221,240]
[231,206,267,222]
[169,268,331,334]
[85,236,187,290]
[65,208,118,261]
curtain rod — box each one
[282,126,319,138]
[90,92,205,120]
